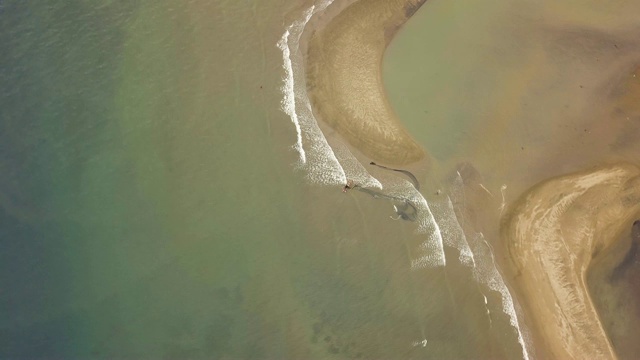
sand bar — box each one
[503,163,640,359]
[305,0,427,166]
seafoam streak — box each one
[277,0,346,185]
[332,141,383,189]
[432,195,475,266]
[277,25,306,164]
[470,232,531,360]
[443,173,531,360]
[371,174,446,267]
[278,0,445,267]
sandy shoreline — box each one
[502,164,640,359]
[304,0,428,166]
[299,0,640,358]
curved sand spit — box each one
[503,164,640,359]
[306,0,427,166]
[303,0,640,357]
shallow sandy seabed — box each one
[302,0,640,358]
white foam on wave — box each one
[277,26,306,165]
[469,232,531,360]
[332,141,382,189]
[413,194,446,268]
[431,196,475,267]
[442,173,531,360]
[278,1,445,268]
[374,175,446,268]
[277,0,346,185]
[279,5,530,356]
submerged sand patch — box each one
[305,0,427,166]
[503,164,640,359]
[300,0,640,357]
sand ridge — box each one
[502,163,640,359]
[301,0,640,357]
[305,0,428,166]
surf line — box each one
[277,0,347,186]
[278,1,445,267]
[344,179,446,267]
[446,174,530,360]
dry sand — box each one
[502,164,640,359]
[305,0,427,166]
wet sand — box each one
[502,164,640,359]
[305,0,427,166]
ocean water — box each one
[0,1,306,357]
[0,0,533,359]
[8,0,638,359]
[278,0,530,358]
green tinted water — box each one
[1,1,303,357]
[1,1,527,358]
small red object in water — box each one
[342,180,354,193]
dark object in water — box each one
[391,201,418,221]
[370,162,420,190]
[610,220,640,282]
[342,162,421,222]
[354,186,418,222]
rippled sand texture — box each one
[303,0,640,357]
[383,2,640,357]
[503,164,640,359]
[306,0,426,166]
